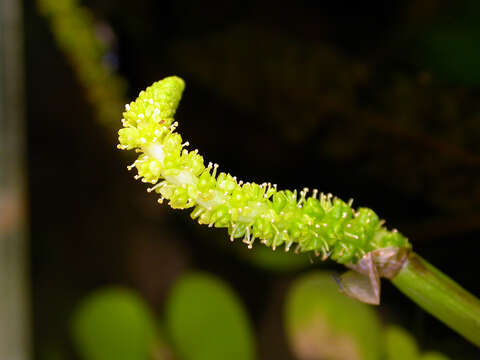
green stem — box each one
[391,252,480,347]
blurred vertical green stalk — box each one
[37,0,127,129]
[0,0,31,358]
[392,253,480,347]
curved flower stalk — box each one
[118,76,480,346]
[117,76,409,266]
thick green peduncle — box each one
[392,253,480,347]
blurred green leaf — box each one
[417,27,480,85]
[165,272,255,360]
[385,325,420,360]
[284,271,383,360]
[39,343,67,360]
[413,1,480,85]
[420,351,451,360]
[238,244,312,272]
[71,287,158,360]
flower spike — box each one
[118,76,410,266]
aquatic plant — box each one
[118,77,408,263]
[118,76,480,347]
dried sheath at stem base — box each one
[339,247,409,305]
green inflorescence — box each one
[118,76,410,264]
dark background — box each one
[24,0,480,358]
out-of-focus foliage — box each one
[198,228,314,272]
[37,0,127,128]
[165,272,256,360]
[69,273,453,360]
[385,325,420,360]
[420,352,451,360]
[285,272,452,360]
[385,325,452,360]
[237,244,312,272]
[284,271,383,360]
[414,0,480,85]
[70,287,159,360]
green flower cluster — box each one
[118,76,410,264]
[38,0,126,127]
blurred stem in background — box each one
[0,0,31,358]
[36,0,127,130]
